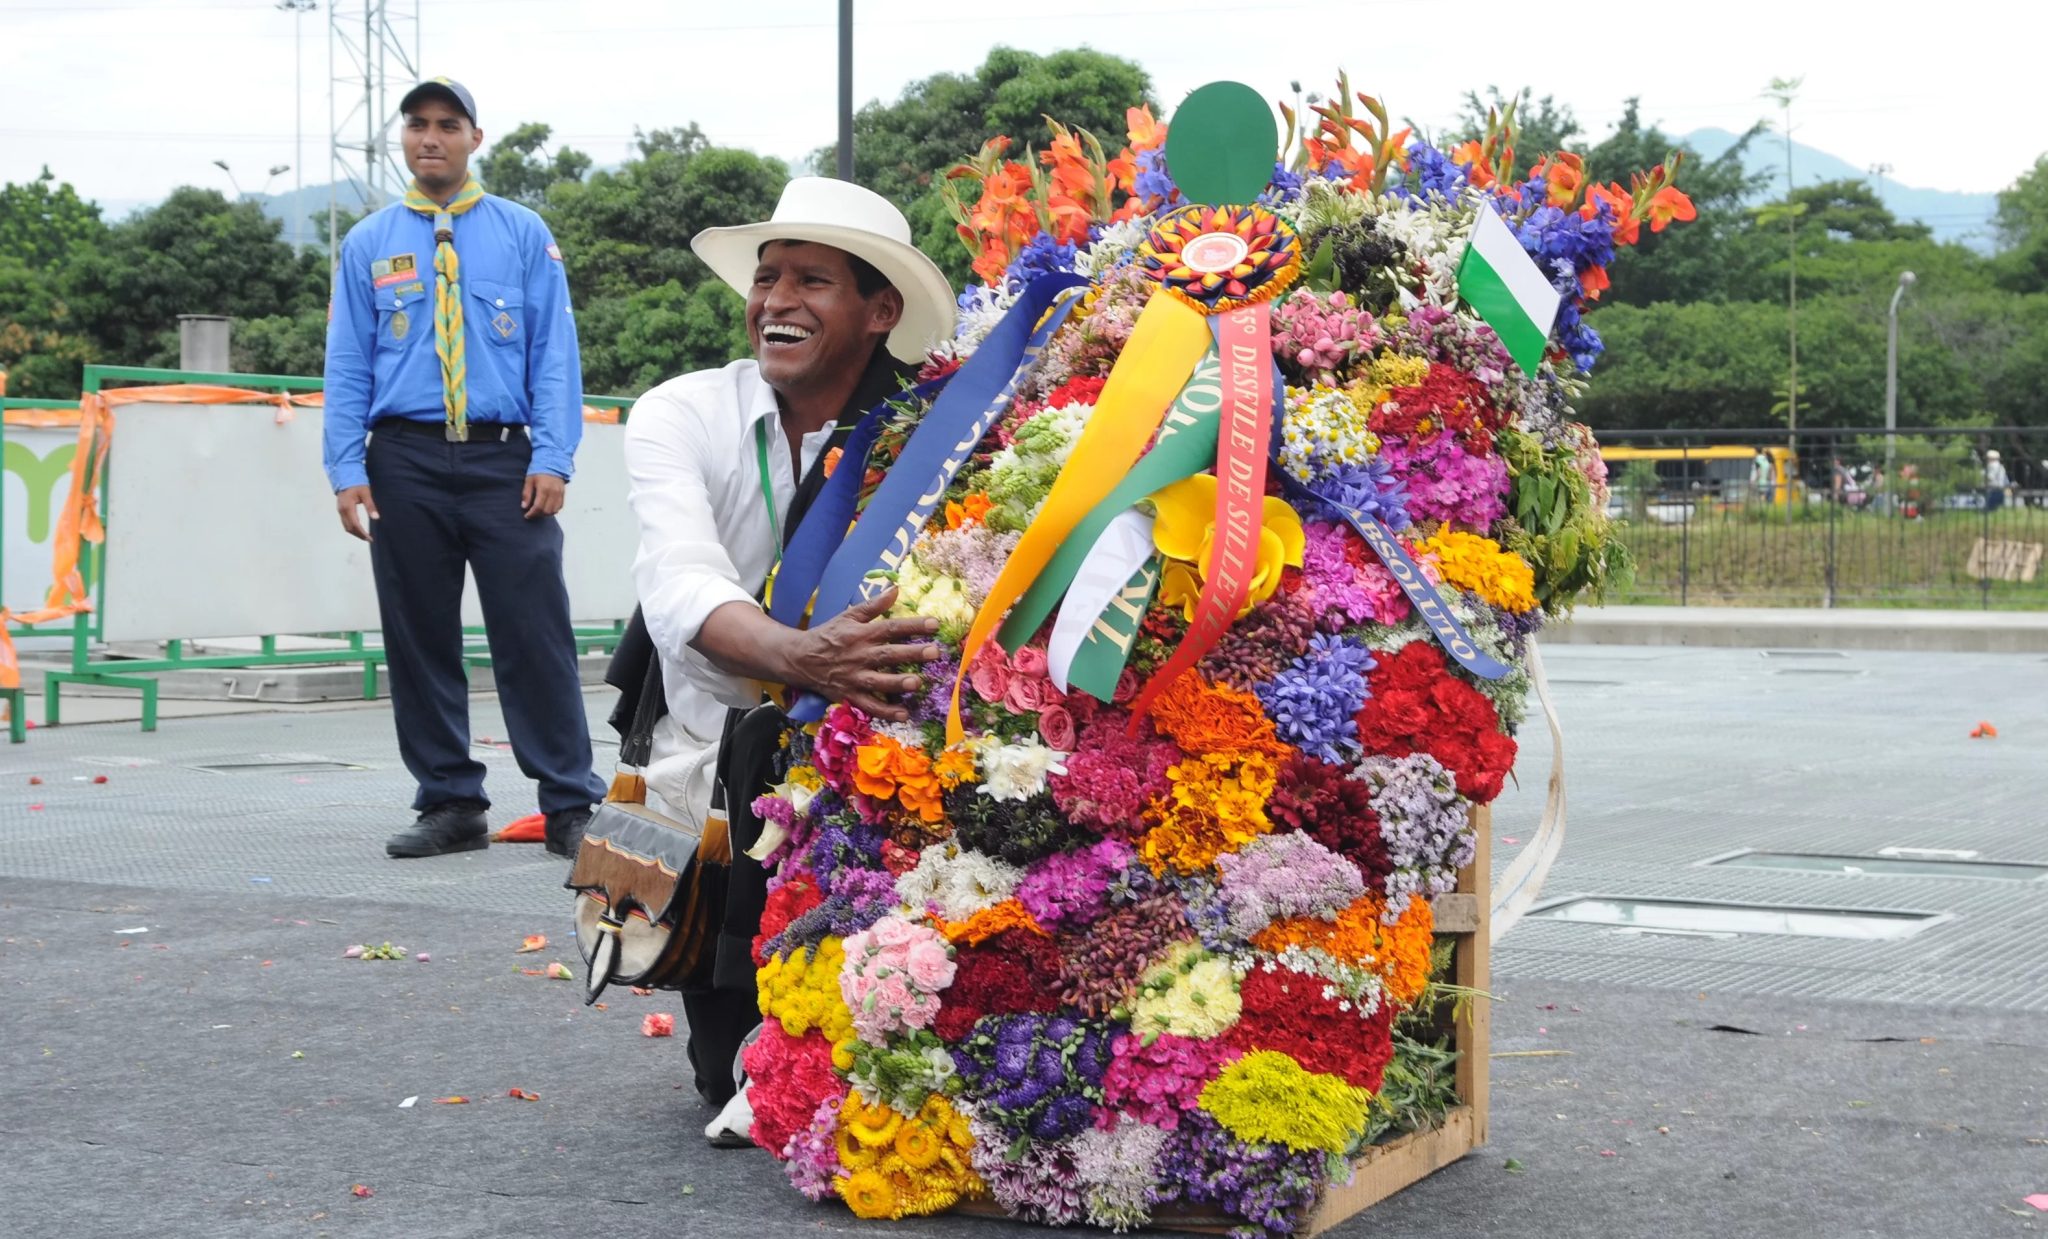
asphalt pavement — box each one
[2,642,2045,1238]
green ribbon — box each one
[1065,556,1162,702]
[998,350,1226,652]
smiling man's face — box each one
[746,240,902,396]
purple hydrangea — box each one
[1254,633,1377,765]
[1215,831,1367,940]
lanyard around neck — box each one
[753,418,782,567]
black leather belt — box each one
[374,419,524,443]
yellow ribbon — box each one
[947,290,1211,745]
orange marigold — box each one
[1138,751,1281,875]
[853,736,947,824]
[1146,673,1291,761]
[934,899,1049,946]
[944,492,994,530]
[1251,893,1436,1006]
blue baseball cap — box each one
[400,77,477,126]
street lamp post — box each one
[278,1,319,248]
[212,159,246,199]
[1885,269,1916,486]
[836,0,853,180]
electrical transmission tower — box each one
[327,0,420,256]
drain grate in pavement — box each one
[1763,650,1848,659]
[1527,895,1949,940]
[191,755,368,775]
[1773,668,1865,677]
[1708,850,2048,882]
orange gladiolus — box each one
[1449,139,1496,189]
[945,492,994,530]
[1646,185,1696,232]
[1578,263,1610,301]
[1125,104,1165,151]
[1538,152,1584,208]
[1583,182,1639,246]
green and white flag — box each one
[1457,203,1562,377]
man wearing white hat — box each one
[616,177,957,1144]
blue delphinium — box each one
[1303,457,1410,531]
[1254,633,1377,765]
[1134,146,1177,205]
[1260,161,1306,207]
[1398,139,1469,205]
[1003,230,1081,291]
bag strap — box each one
[618,645,666,769]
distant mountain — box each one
[1680,127,1999,252]
[91,180,379,246]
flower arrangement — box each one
[739,75,1690,1236]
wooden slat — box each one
[1428,892,1481,934]
[1453,804,1492,1147]
[1305,1108,1478,1234]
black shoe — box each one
[544,805,594,858]
[386,801,489,858]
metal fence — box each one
[1597,427,2048,609]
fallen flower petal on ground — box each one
[508,1088,540,1101]
[517,934,547,953]
[434,1096,469,1105]
[351,1185,374,1199]
[545,962,574,980]
[642,1013,675,1038]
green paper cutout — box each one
[1164,81,1279,206]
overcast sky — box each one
[5,0,2039,211]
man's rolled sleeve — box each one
[624,388,764,708]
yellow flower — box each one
[1130,942,1242,1038]
[1418,529,1537,613]
[843,1096,905,1148]
[895,1121,942,1169]
[1198,1050,1371,1153]
[837,1168,899,1219]
[835,1123,878,1170]
[1150,473,1305,621]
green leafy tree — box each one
[59,187,326,368]
[0,168,107,271]
[1993,154,2048,293]
[478,122,594,208]
[1584,101,1769,306]
[821,47,1152,286]
[575,279,748,396]
[547,144,788,308]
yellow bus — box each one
[1599,444,1800,506]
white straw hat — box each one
[691,178,957,365]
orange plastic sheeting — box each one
[2,408,83,429]
[583,405,621,424]
[1,385,325,690]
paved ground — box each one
[3,643,2047,1236]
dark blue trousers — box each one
[365,426,606,815]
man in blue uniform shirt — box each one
[324,77,604,859]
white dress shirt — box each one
[623,359,840,824]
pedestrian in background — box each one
[1984,450,2010,512]
[323,77,605,859]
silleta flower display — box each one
[743,76,1691,1236]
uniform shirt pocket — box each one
[373,285,423,349]
[468,278,524,346]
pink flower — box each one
[902,939,957,991]
[1113,669,1139,704]
[1004,675,1048,713]
[969,644,1013,703]
[1038,705,1077,751]
[1011,645,1049,678]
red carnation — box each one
[1226,966,1396,1091]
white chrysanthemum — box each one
[894,842,1024,921]
[1076,218,1149,278]
[975,737,1068,802]
[891,554,979,633]
[932,283,1022,364]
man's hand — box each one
[787,588,943,720]
[522,473,566,518]
[336,485,379,542]
[691,587,942,722]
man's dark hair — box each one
[757,241,892,297]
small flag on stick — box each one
[1457,203,1562,376]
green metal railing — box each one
[20,365,632,735]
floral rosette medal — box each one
[738,71,1692,1237]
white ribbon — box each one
[1490,636,1566,943]
[1045,508,1156,692]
